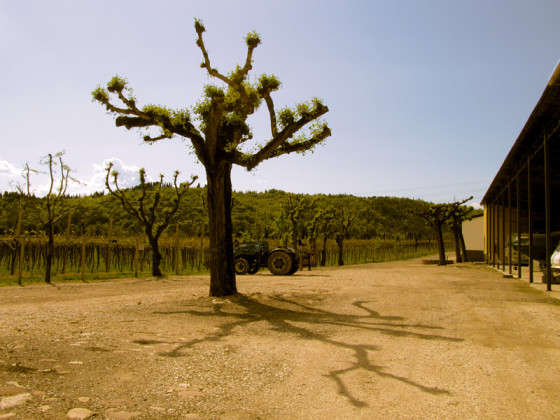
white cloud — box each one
[68,158,144,196]
[0,158,23,193]
[0,159,20,178]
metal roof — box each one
[482,62,560,219]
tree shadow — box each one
[152,294,462,407]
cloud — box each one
[68,158,144,196]
[0,159,20,178]
[0,158,23,193]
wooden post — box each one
[15,206,23,285]
[106,216,113,273]
[134,238,139,278]
[61,211,72,274]
[175,224,180,275]
[198,223,204,272]
[139,240,145,274]
[80,226,86,282]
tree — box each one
[446,197,474,263]
[416,204,452,265]
[416,197,471,265]
[18,152,79,283]
[285,195,317,249]
[92,19,330,296]
[310,207,335,266]
[105,163,197,277]
[333,206,353,266]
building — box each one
[462,214,484,262]
[481,61,560,290]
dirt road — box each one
[1,260,560,419]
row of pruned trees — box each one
[13,152,199,282]
[416,197,478,265]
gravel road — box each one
[1,259,560,419]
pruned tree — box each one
[285,195,317,249]
[446,196,474,263]
[310,207,335,266]
[18,152,79,283]
[105,163,197,277]
[416,203,451,265]
[334,206,353,266]
[416,197,471,265]
[92,19,330,296]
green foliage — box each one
[0,188,436,241]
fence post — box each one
[80,227,86,282]
[106,216,113,273]
[174,225,180,275]
[134,238,139,278]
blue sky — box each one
[1,0,559,205]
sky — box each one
[1,0,559,206]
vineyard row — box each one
[0,236,443,283]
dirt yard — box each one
[1,259,560,419]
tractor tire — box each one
[267,250,293,275]
[288,256,299,274]
[248,266,259,275]
[234,258,250,275]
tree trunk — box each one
[45,223,54,284]
[206,162,237,297]
[320,235,327,266]
[452,222,462,263]
[291,219,298,250]
[147,234,163,277]
[435,221,447,265]
[336,235,344,266]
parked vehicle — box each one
[233,241,300,276]
[511,232,560,266]
[551,241,560,280]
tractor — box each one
[233,241,300,275]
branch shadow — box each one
[151,294,462,407]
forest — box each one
[0,185,475,282]
[0,187,436,240]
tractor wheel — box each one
[288,256,300,274]
[234,258,250,275]
[248,266,259,275]
[267,250,293,275]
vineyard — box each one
[0,235,444,285]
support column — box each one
[528,156,534,283]
[516,174,521,278]
[508,183,513,275]
[544,134,552,291]
[501,193,506,272]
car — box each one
[551,241,560,281]
[511,232,560,266]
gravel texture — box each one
[1,259,560,419]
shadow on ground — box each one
[151,294,463,407]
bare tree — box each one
[105,163,197,277]
[18,152,79,283]
[309,207,335,267]
[446,197,474,263]
[92,19,330,296]
[334,206,353,266]
[285,195,317,249]
[416,197,471,265]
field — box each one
[0,236,444,285]
[1,259,560,419]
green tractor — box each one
[233,241,300,275]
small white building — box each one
[462,214,484,261]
